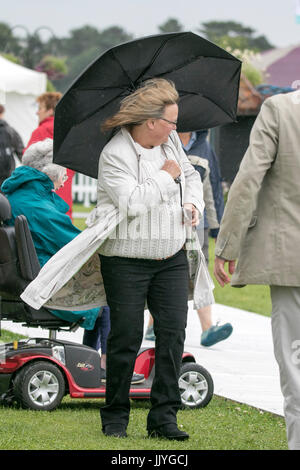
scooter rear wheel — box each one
[179,362,213,409]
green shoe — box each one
[201,323,233,347]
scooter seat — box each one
[0,193,83,330]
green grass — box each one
[72,202,94,231]
[0,396,286,450]
[0,329,27,342]
[73,202,96,213]
[73,218,87,231]
[207,239,272,317]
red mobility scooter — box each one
[0,194,214,411]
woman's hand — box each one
[161,160,181,180]
[183,203,199,227]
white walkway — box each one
[2,302,283,417]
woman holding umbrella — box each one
[21,33,240,440]
[97,78,204,440]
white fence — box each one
[72,173,97,207]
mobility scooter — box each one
[0,193,214,411]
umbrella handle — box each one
[175,176,183,207]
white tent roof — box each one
[0,55,46,96]
[0,56,47,145]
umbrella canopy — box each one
[53,32,241,178]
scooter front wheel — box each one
[13,361,65,411]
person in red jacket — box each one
[24,92,75,219]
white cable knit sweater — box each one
[98,129,203,260]
[99,142,186,259]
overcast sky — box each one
[1,0,300,48]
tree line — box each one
[0,18,274,92]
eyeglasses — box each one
[62,174,68,182]
[159,117,178,126]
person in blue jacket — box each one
[179,130,233,347]
[1,138,108,367]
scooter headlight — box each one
[52,345,66,365]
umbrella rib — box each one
[178,86,238,121]
[102,33,186,89]
[111,49,137,91]
[135,33,184,83]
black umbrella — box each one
[53,32,241,178]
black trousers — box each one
[99,249,189,430]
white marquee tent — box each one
[0,56,47,146]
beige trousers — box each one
[270,286,300,450]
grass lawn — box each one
[0,205,282,450]
[0,391,287,450]
[72,202,94,230]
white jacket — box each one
[21,129,214,311]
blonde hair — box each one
[101,78,179,132]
